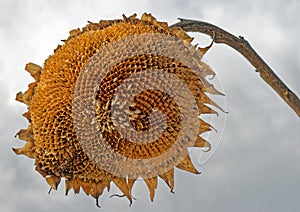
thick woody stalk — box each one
[171,19,300,117]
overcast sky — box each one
[1,0,299,212]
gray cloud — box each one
[1,0,299,211]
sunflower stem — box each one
[171,19,300,118]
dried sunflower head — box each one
[14,13,222,206]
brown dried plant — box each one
[13,13,300,207]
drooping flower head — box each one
[14,13,222,206]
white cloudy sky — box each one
[0,0,299,211]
